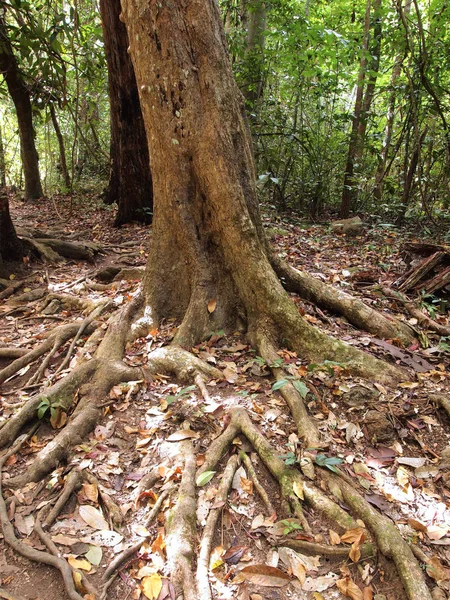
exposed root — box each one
[271,254,416,345]
[197,454,240,600]
[165,439,197,599]
[43,469,83,529]
[145,346,222,382]
[0,322,97,386]
[52,301,112,378]
[199,408,355,531]
[0,360,98,448]
[0,430,85,600]
[381,285,450,337]
[0,348,29,359]
[279,538,375,559]
[323,472,432,600]
[239,450,275,517]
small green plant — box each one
[37,397,64,420]
[280,451,297,466]
[438,337,450,353]
[314,453,343,474]
[279,519,303,535]
[165,385,197,406]
[272,377,309,398]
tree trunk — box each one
[121,0,402,383]
[340,0,382,217]
[0,121,6,187]
[373,0,411,201]
[242,0,267,110]
[0,13,43,200]
[99,0,153,226]
[0,189,23,269]
[49,104,71,190]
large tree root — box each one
[196,404,432,600]
[0,321,98,386]
[381,285,450,337]
[270,254,416,345]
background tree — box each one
[99,0,153,226]
[0,9,43,199]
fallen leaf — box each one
[240,565,291,587]
[85,545,102,566]
[79,505,109,531]
[293,480,304,500]
[329,530,341,545]
[142,573,163,599]
[196,471,216,487]
[68,556,92,572]
[336,577,363,600]
[207,299,217,313]
[302,573,339,592]
[166,430,199,442]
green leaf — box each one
[272,379,289,391]
[196,471,216,487]
[292,380,309,398]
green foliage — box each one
[314,453,344,474]
[37,397,63,420]
[165,385,197,406]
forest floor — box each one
[0,193,449,600]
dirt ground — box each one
[0,193,449,600]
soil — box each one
[0,193,449,600]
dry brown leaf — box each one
[240,565,290,587]
[81,482,98,504]
[362,587,373,600]
[426,556,450,582]
[329,529,341,545]
[68,556,92,572]
[336,577,364,600]
[166,430,199,442]
[341,527,366,545]
[79,505,109,530]
[141,573,163,599]
[207,298,217,313]
[349,540,361,563]
[241,477,254,494]
[408,518,427,532]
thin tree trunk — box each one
[243,0,267,110]
[0,189,23,267]
[373,0,411,200]
[0,120,6,187]
[100,0,153,226]
[0,13,43,200]
[49,104,71,190]
[340,0,382,217]
[396,126,427,225]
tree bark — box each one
[121,0,403,384]
[49,104,71,190]
[0,120,6,187]
[0,12,43,200]
[242,0,267,110]
[0,189,23,269]
[99,0,153,226]
[340,0,382,217]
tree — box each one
[0,189,23,273]
[0,10,43,200]
[0,2,432,599]
[340,0,382,217]
[99,0,153,226]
